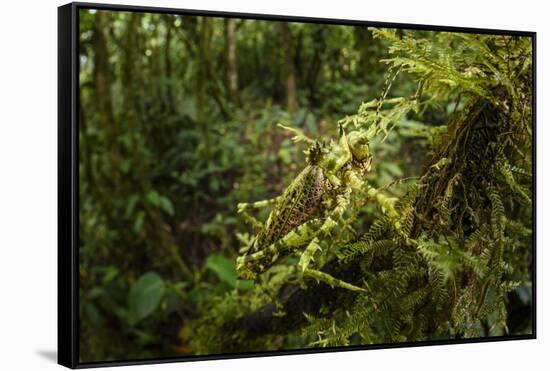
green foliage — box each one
[292,31,533,346]
[206,254,254,289]
[195,29,532,351]
[128,272,166,326]
[146,191,175,217]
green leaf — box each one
[146,190,175,216]
[305,112,318,136]
[292,108,307,126]
[128,272,165,326]
[381,163,404,177]
[101,266,119,283]
[205,255,238,287]
[83,302,103,326]
[236,279,254,290]
[158,195,174,216]
[133,211,145,233]
[146,190,160,205]
[120,159,131,174]
[125,194,139,217]
[88,287,104,299]
[278,146,292,165]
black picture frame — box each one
[58,2,537,368]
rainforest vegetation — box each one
[78,9,533,362]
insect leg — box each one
[237,196,282,231]
[298,188,351,272]
[237,196,282,213]
[320,187,351,237]
[304,268,367,293]
[236,218,321,279]
[298,237,322,272]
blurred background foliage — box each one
[78,9,532,362]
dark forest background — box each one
[78,9,532,363]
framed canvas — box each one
[58,2,536,368]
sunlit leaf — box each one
[205,255,238,287]
[128,272,165,326]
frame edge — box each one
[64,2,537,368]
[58,2,78,369]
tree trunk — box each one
[280,22,297,112]
[305,27,326,105]
[225,18,239,104]
[197,17,212,158]
[164,15,175,113]
[92,11,119,184]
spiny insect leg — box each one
[240,211,263,232]
[299,189,351,272]
[236,219,321,277]
[237,197,282,231]
[237,196,282,213]
[304,268,367,292]
[298,237,322,272]
[320,188,351,237]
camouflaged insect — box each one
[236,125,373,292]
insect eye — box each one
[348,132,371,161]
